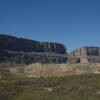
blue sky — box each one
[0,0,100,52]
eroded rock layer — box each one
[69,46,100,57]
[0,34,67,64]
[69,46,100,63]
[0,34,66,54]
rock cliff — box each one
[0,34,67,65]
[69,46,100,57]
[69,46,100,63]
[0,34,66,54]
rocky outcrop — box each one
[0,51,67,65]
[69,46,100,57]
[69,46,100,63]
[2,34,100,65]
[0,34,66,54]
[0,34,67,65]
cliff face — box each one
[69,47,87,57]
[0,52,67,65]
[0,34,66,54]
[69,46,100,64]
[69,46,100,57]
[0,34,67,64]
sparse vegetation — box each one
[0,74,100,100]
[1,63,100,78]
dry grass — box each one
[23,63,100,77]
[1,63,100,77]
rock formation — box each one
[69,46,100,57]
[1,34,100,65]
[0,34,66,54]
[0,34,67,65]
[69,46,100,63]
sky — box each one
[0,0,100,52]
